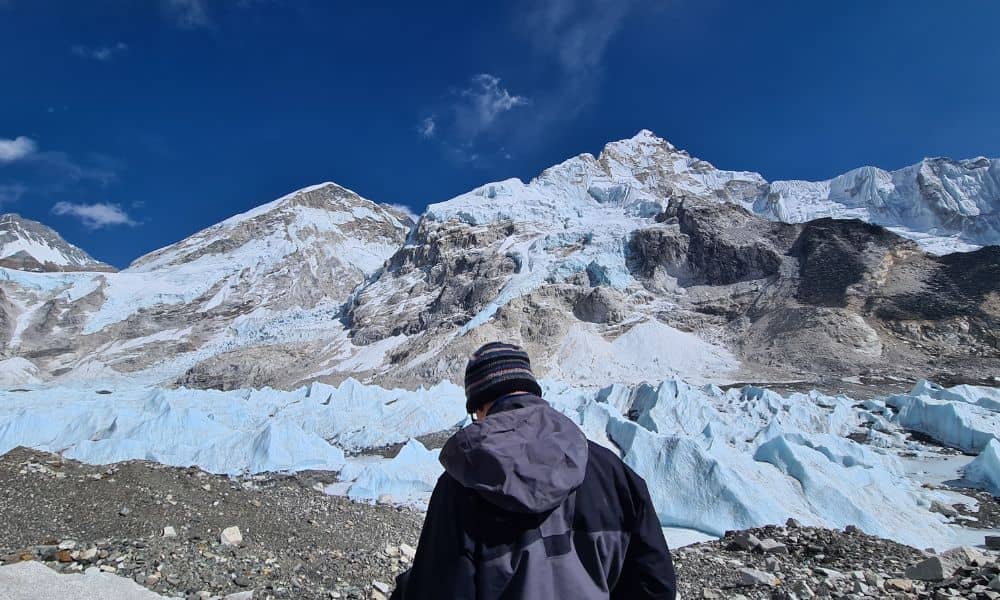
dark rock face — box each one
[790,218,905,308]
[623,198,1000,381]
[675,203,786,286]
[346,219,519,345]
[573,287,625,324]
[628,201,787,288]
[0,287,12,349]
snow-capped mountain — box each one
[761,156,1000,253]
[0,183,410,387]
[2,132,997,565]
[0,131,997,391]
[0,213,114,272]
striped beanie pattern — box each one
[464,342,542,414]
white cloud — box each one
[71,42,128,61]
[418,117,436,138]
[0,136,38,162]
[453,74,529,140]
[418,74,529,157]
[51,202,138,229]
[387,203,420,223]
[162,0,210,29]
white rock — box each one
[79,547,98,562]
[162,526,177,539]
[399,543,416,562]
[220,526,243,547]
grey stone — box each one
[738,567,779,587]
[730,533,762,551]
[930,500,959,518]
[758,538,788,554]
[905,556,948,582]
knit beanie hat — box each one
[464,342,542,414]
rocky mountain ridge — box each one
[0,213,114,273]
[0,131,997,391]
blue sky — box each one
[1,0,998,268]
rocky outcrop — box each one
[346,219,520,344]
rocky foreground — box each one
[2,448,999,600]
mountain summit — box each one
[0,131,997,391]
[0,213,114,272]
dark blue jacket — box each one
[391,394,677,599]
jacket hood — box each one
[439,394,589,514]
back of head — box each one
[445,341,588,514]
[463,342,543,415]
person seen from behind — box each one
[391,342,677,599]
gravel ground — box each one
[953,489,1000,530]
[3,447,999,600]
[674,523,1000,599]
[0,447,423,599]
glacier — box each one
[966,439,1000,496]
[886,380,1000,453]
[1,376,997,551]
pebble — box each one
[220,526,243,547]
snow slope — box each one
[0,182,411,386]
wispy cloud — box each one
[513,0,642,132]
[418,117,436,139]
[0,136,118,197]
[71,42,128,61]
[52,202,138,229]
[0,183,27,206]
[453,74,530,140]
[162,0,211,29]
[387,203,420,223]
[0,136,38,162]
[419,74,529,163]
[522,0,636,80]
